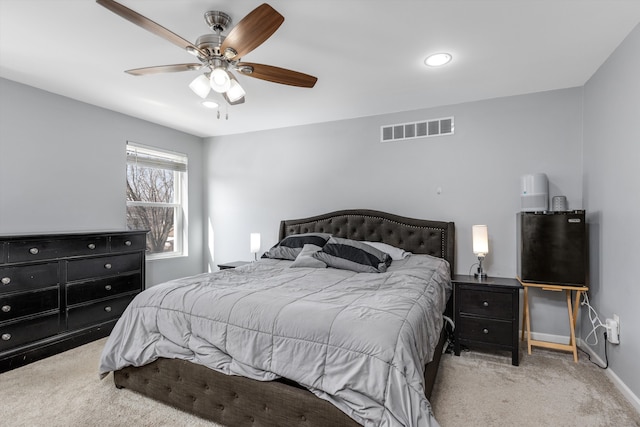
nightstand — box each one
[217,261,251,270]
[452,275,522,366]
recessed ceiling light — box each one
[202,100,219,109]
[424,53,452,67]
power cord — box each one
[578,293,609,369]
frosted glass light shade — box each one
[227,79,246,102]
[189,74,211,98]
[250,233,261,254]
[472,225,489,256]
[210,68,231,93]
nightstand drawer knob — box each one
[1,305,11,313]
[29,247,39,255]
[483,301,489,307]
[105,285,112,291]
[1,277,10,285]
[104,306,112,313]
[125,240,132,246]
[88,243,96,250]
[1,333,11,341]
[104,263,112,269]
[483,328,489,334]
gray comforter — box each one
[99,255,451,427]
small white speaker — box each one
[521,173,548,211]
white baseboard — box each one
[577,338,640,414]
[520,330,640,413]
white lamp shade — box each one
[226,79,246,102]
[189,74,211,98]
[210,68,231,93]
[472,225,489,256]
[250,233,261,254]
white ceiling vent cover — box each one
[381,117,454,142]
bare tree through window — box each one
[126,143,187,257]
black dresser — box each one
[0,230,146,372]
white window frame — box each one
[126,142,188,260]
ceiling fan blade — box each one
[220,4,284,59]
[125,64,202,76]
[237,63,317,88]
[96,0,206,57]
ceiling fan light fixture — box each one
[189,74,211,98]
[226,79,246,102]
[202,100,219,109]
[424,53,452,67]
[210,68,231,93]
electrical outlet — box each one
[614,314,620,338]
[606,317,620,344]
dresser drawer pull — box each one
[483,301,489,307]
[104,306,112,313]
[1,333,11,341]
[483,328,489,334]
[1,277,10,285]
[1,305,11,313]
[88,243,96,250]
[105,285,112,291]
[125,240,132,246]
[29,247,39,255]
[104,263,112,269]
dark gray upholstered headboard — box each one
[279,209,455,275]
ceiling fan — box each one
[96,0,318,106]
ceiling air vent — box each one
[381,117,454,142]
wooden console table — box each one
[518,278,588,362]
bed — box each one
[101,209,455,426]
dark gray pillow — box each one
[262,233,331,261]
[312,237,392,273]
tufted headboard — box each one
[279,209,455,276]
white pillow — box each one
[289,244,327,268]
[363,241,412,260]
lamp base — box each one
[474,271,488,280]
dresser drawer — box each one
[0,313,61,352]
[67,253,142,282]
[457,316,513,346]
[111,234,146,252]
[67,294,135,330]
[7,237,108,263]
[457,287,514,319]
[0,288,59,322]
[67,274,141,305]
[0,262,59,294]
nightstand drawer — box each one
[66,273,141,305]
[0,262,59,294]
[457,287,513,319]
[67,253,142,281]
[457,316,513,346]
[0,288,59,322]
[67,294,136,330]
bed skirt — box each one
[113,323,447,427]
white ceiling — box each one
[1,1,639,137]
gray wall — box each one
[204,87,584,335]
[0,78,206,286]
[583,24,640,404]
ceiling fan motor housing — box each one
[204,11,231,33]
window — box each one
[126,142,188,259]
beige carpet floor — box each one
[0,338,638,426]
